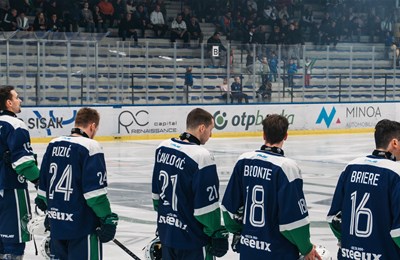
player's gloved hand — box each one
[97,213,119,243]
[231,232,241,253]
[35,196,47,212]
[209,228,229,257]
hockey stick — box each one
[113,238,142,260]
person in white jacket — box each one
[150,5,168,38]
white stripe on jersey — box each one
[37,188,46,198]
[50,135,103,156]
[14,189,22,243]
[12,154,36,169]
[390,228,400,238]
[0,115,29,131]
[194,201,220,216]
[347,156,400,174]
[84,187,107,200]
[152,193,159,200]
[237,151,302,182]
[279,217,310,232]
[159,138,215,170]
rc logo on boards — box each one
[118,110,177,134]
[214,110,294,131]
[316,107,341,128]
[27,110,77,135]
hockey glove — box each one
[35,196,47,212]
[209,228,229,257]
[97,213,119,243]
[231,232,241,253]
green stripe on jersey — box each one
[16,189,31,242]
[89,233,101,260]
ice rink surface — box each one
[26,132,375,259]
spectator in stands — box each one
[218,77,231,102]
[184,66,193,89]
[206,31,227,67]
[93,5,105,33]
[350,15,362,42]
[0,0,10,22]
[269,51,278,82]
[323,21,339,49]
[278,6,289,20]
[287,58,297,88]
[11,0,31,14]
[113,0,125,27]
[284,22,303,66]
[219,10,232,39]
[44,0,61,21]
[150,4,168,38]
[300,7,313,35]
[170,14,189,47]
[260,56,270,84]
[267,25,284,47]
[81,2,95,33]
[246,0,257,15]
[230,76,249,103]
[304,57,316,87]
[336,15,351,41]
[126,0,135,14]
[47,13,62,32]
[63,3,80,32]
[133,4,151,38]
[384,31,394,60]
[16,12,30,31]
[310,22,322,49]
[118,12,138,43]
[98,0,114,31]
[181,6,192,25]
[2,8,17,31]
[187,16,203,47]
[33,11,46,31]
[256,79,272,102]
[246,50,256,73]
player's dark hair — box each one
[374,119,400,149]
[0,85,14,111]
[186,108,213,130]
[75,107,100,128]
[262,114,289,145]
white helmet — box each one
[298,245,332,260]
[143,237,162,260]
[27,214,48,235]
[40,235,51,260]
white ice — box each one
[25,133,374,259]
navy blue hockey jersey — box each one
[0,114,36,190]
[328,155,400,259]
[221,150,311,259]
[151,138,220,250]
[38,135,108,240]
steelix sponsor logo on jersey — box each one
[213,109,294,131]
[47,210,74,222]
[316,107,340,128]
[240,234,271,252]
[341,246,381,259]
[118,110,177,134]
[26,110,77,135]
[158,213,187,231]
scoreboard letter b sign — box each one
[212,46,219,57]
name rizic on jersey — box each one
[52,145,71,158]
[341,247,382,259]
[244,165,272,181]
[350,171,380,186]
[157,150,185,170]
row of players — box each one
[151,108,400,260]
[0,83,399,259]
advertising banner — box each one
[19,103,396,141]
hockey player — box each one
[151,107,228,260]
[221,114,321,260]
[327,119,400,259]
[36,107,118,259]
[0,85,40,259]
